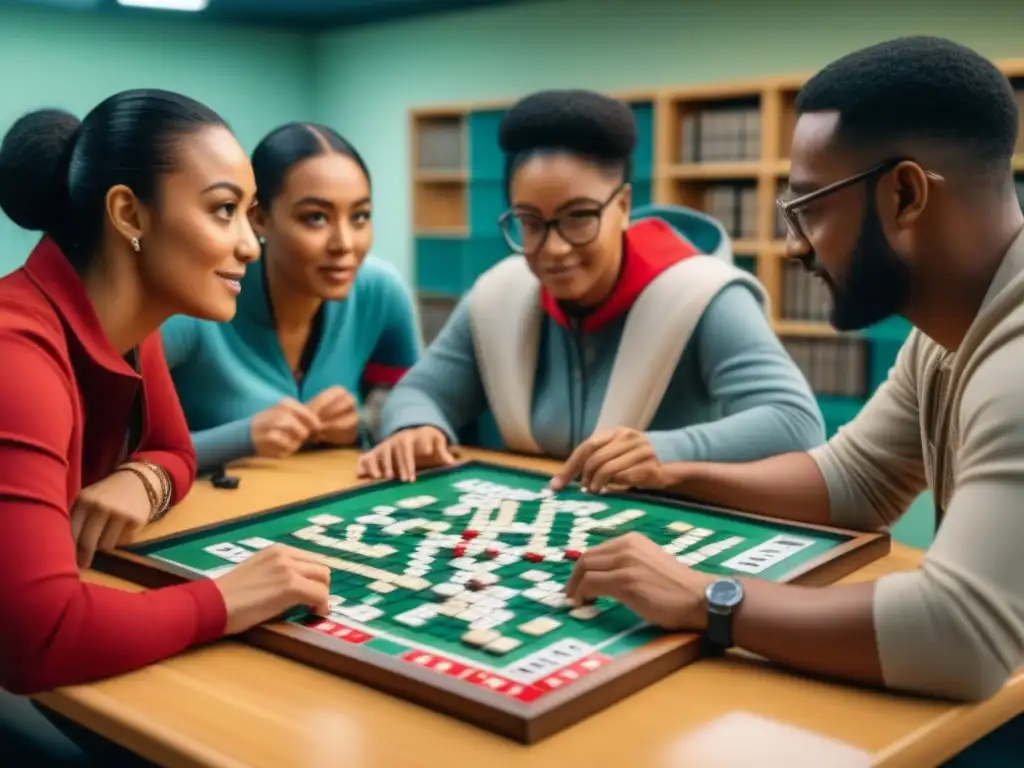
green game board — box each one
[100,461,886,743]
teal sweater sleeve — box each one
[161,316,255,471]
[645,284,826,463]
[362,262,422,390]
[376,298,487,443]
[358,266,422,443]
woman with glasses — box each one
[358,89,824,487]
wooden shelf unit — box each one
[409,60,1024,435]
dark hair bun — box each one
[0,108,80,233]
[499,89,636,161]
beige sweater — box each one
[811,227,1024,702]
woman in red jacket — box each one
[0,90,331,763]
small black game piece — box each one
[210,466,240,490]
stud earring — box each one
[131,237,141,253]
[258,236,266,245]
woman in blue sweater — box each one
[359,89,826,488]
[163,123,419,471]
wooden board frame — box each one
[94,459,889,744]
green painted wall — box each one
[0,6,313,274]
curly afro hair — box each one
[797,36,1019,173]
[498,89,637,195]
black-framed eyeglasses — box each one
[777,158,944,248]
[498,183,625,256]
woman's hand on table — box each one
[71,470,155,569]
[214,545,331,634]
[356,426,458,483]
[550,428,668,493]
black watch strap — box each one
[705,606,734,650]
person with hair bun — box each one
[0,92,333,706]
[161,122,419,471]
[360,89,824,485]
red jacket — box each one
[0,238,226,694]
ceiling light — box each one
[117,0,209,11]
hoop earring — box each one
[131,237,141,253]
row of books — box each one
[781,260,831,322]
[416,102,769,172]
[775,201,788,240]
[680,102,762,163]
[699,182,759,240]
[783,336,867,398]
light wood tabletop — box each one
[34,448,1024,768]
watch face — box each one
[707,578,743,608]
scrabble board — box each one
[95,461,889,743]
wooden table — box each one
[34,448,1024,768]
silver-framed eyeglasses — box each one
[777,158,944,250]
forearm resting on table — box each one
[732,579,884,688]
[661,452,831,526]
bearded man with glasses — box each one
[561,37,1024,740]
[359,89,824,487]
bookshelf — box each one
[410,61,1024,439]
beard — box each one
[821,197,913,332]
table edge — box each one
[32,448,1024,766]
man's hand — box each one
[307,386,360,447]
[550,428,666,493]
[565,532,714,630]
[71,470,155,569]
[250,398,322,459]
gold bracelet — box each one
[117,465,160,520]
[135,460,173,521]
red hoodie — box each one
[539,218,702,331]
[0,238,226,694]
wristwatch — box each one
[704,577,744,650]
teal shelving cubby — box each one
[467,108,508,261]
[467,109,506,182]
[629,102,654,208]
[817,395,866,439]
[631,103,654,180]
[467,180,505,238]
[734,255,756,274]
[414,236,466,297]
[862,316,912,393]
[465,236,508,284]
[631,181,652,208]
